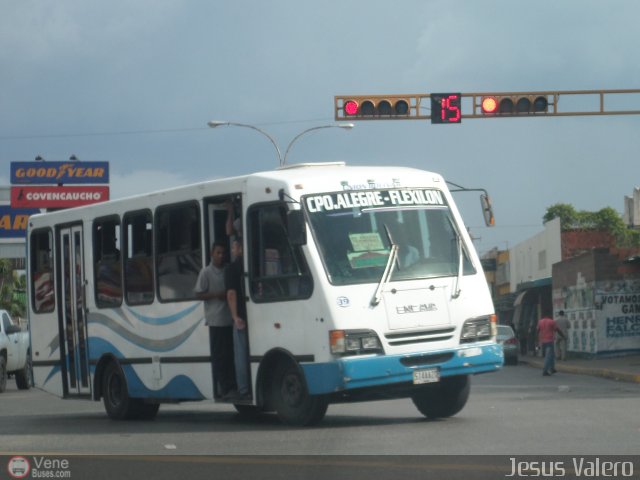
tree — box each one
[0,259,25,318]
[543,203,578,230]
[544,203,640,247]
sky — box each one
[1,0,639,255]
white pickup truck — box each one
[0,309,31,392]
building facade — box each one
[553,248,640,356]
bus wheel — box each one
[0,356,7,393]
[15,354,32,390]
[102,361,134,420]
[272,362,327,426]
[411,375,470,419]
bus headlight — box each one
[460,315,495,343]
[361,336,381,350]
[330,329,383,356]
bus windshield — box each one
[303,188,475,286]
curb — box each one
[520,358,640,384]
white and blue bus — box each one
[27,162,502,425]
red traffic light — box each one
[481,97,498,114]
[344,100,359,116]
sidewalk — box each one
[519,353,640,384]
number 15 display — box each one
[430,93,462,124]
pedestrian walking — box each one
[537,310,566,376]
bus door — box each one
[58,225,91,396]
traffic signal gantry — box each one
[334,89,640,124]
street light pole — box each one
[207,121,355,167]
[207,121,284,166]
[282,123,354,166]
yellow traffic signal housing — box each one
[335,95,417,120]
[480,94,550,115]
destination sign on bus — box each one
[305,189,445,213]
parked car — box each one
[497,325,519,365]
[0,309,32,392]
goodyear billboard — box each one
[0,205,40,238]
[10,161,109,185]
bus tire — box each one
[15,354,32,390]
[411,374,470,419]
[0,356,7,393]
[102,361,135,420]
[272,362,328,426]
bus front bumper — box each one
[301,343,503,395]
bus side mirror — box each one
[480,194,495,227]
[287,210,307,246]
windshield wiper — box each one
[370,244,398,307]
[452,233,463,299]
[371,225,399,307]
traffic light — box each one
[336,95,413,119]
[480,94,550,116]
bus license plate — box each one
[413,368,440,385]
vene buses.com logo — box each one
[7,456,30,479]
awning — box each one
[513,290,527,307]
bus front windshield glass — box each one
[303,188,475,286]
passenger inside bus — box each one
[95,223,122,307]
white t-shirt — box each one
[195,263,232,327]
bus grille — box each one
[384,327,456,346]
[400,352,455,367]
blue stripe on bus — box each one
[125,303,201,326]
[301,343,503,395]
[121,364,205,400]
[87,337,205,398]
[42,338,206,400]
[86,316,203,352]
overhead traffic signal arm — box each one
[335,89,640,121]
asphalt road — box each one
[3,364,640,479]
[2,363,639,458]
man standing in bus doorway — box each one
[225,239,251,401]
[195,241,236,398]
[555,310,570,361]
[537,310,566,376]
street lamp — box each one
[207,121,283,166]
[282,123,354,166]
[207,121,355,167]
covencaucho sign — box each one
[2,160,110,239]
[10,186,110,208]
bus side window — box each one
[155,202,202,302]
[248,204,312,302]
[93,216,122,308]
[123,211,154,306]
[30,229,55,313]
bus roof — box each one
[26,162,446,224]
